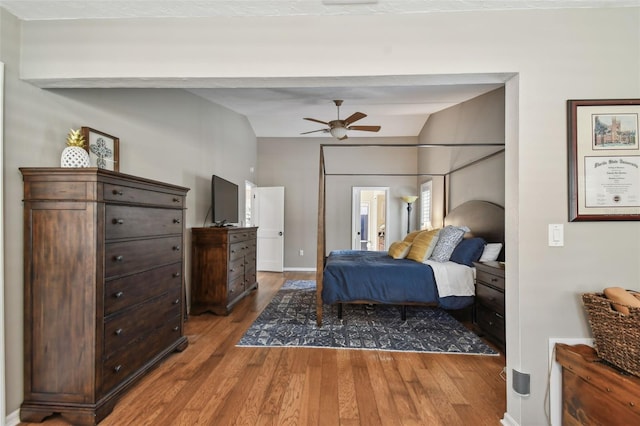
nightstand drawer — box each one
[476,269,505,291]
[476,304,505,344]
[476,283,505,315]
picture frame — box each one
[568,99,640,221]
[81,127,119,172]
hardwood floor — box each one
[20,271,506,426]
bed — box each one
[314,143,506,326]
[320,200,505,321]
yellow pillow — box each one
[403,230,422,243]
[388,241,412,259]
[406,229,441,262]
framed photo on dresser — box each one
[567,99,640,221]
[81,127,120,172]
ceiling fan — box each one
[301,100,381,140]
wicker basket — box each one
[582,292,640,377]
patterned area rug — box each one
[237,280,498,355]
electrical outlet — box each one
[299,249,304,256]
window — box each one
[420,180,432,230]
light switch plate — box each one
[548,224,564,247]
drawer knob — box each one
[173,245,181,251]
[173,218,181,224]
[113,218,125,225]
[491,278,499,283]
[114,255,124,262]
[173,298,180,305]
[114,291,124,298]
[115,328,123,336]
[114,365,122,373]
[173,326,179,332]
[112,190,124,196]
[173,197,180,203]
[173,272,181,278]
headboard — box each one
[444,200,505,250]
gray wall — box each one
[257,137,420,267]
[419,87,506,225]
[1,10,257,412]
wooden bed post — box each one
[316,145,326,326]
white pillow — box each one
[479,243,503,262]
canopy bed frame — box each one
[315,143,505,326]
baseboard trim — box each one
[6,408,20,426]
[500,412,519,426]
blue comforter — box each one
[322,250,472,310]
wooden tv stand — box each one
[190,227,258,315]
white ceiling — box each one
[2,0,636,138]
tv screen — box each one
[211,175,239,226]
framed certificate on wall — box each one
[568,99,640,221]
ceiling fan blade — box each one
[348,125,381,132]
[304,117,330,125]
[300,128,329,135]
[343,112,367,126]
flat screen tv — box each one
[211,175,239,227]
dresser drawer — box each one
[105,236,183,278]
[228,257,244,280]
[476,304,505,344]
[106,205,183,240]
[245,270,257,290]
[104,183,184,208]
[105,263,183,315]
[476,283,505,315]
[229,241,245,261]
[228,276,245,303]
[104,289,181,356]
[476,269,505,291]
[245,250,256,269]
[229,229,256,243]
[102,315,182,393]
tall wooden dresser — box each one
[20,168,189,425]
[190,227,258,315]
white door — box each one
[352,187,389,251]
[254,186,285,272]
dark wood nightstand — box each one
[473,261,505,353]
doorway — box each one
[254,186,285,272]
[352,187,388,251]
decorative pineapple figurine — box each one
[61,128,90,168]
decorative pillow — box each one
[429,225,469,262]
[406,229,440,262]
[450,237,487,267]
[479,243,503,262]
[388,241,412,259]
[403,230,422,243]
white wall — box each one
[4,7,640,425]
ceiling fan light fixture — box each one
[330,126,348,139]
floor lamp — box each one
[401,195,418,234]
